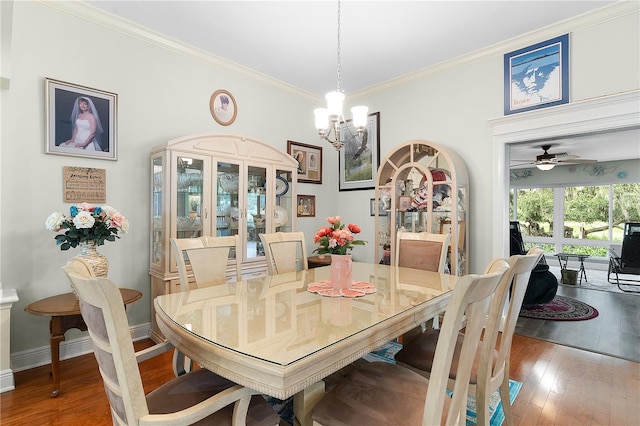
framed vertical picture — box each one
[287,140,323,184]
[45,78,117,160]
[370,198,388,216]
[397,195,412,212]
[339,112,380,191]
[209,89,237,126]
[504,34,569,115]
[296,194,316,217]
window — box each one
[511,182,640,258]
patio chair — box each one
[608,222,640,292]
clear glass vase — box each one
[76,241,109,277]
[330,254,352,290]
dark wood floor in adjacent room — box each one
[516,284,640,363]
[1,335,639,425]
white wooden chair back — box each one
[171,235,241,291]
[259,231,308,275]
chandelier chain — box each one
[336,1,341,92]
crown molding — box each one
[353,1,638,97]
[38,0,319,102]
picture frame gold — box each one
[287,140,323,184]
[209,89,237,125]
[296,194,316,217]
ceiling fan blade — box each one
[555,158,597,164]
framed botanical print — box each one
[339,112,380,191]
[209,89,237,125]
[504,34,569,115]
[287,140,323,184]
[45,78,117,160]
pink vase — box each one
[330,254,352,290]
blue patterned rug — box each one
[268,341,522,426]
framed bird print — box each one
[338,112,380,191]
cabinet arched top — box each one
[374,138,469,275]
[155,133,298,167]
[377,139,468,186]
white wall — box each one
[345,2,639,269]
[0,1,325,357]
[1,1,638,363]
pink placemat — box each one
[307,280,377,298]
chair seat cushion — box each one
[146,368,278,426]
[395,330,497,385]
[312,361,450,426]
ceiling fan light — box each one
[536,163,555,171]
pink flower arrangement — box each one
[313,216,366,255]
[45,202,129,250]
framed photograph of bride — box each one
[45,78,118,160]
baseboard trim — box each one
[10,323,151,373]
[0,368,16,393]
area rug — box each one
[267,341,523,426]
[520,295,599,321]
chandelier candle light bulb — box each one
[313,1,369,150]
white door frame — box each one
[490,90,640,259]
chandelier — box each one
[313,1,369,150]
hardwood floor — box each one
[1,336,638,425]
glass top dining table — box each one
[154,262,460,425]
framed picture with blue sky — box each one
[504,34,569,115]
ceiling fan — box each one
[512,144,597,170]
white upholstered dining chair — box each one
[395,248,543,425]
[61,267,280,426]
[311,262,510,426]
[259,231,308,275]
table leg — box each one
[48,314,87,398]
[49,317,64,398]
[293,381,325,426]
[579,259,588,283]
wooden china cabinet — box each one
[149,134,297,340]
[374,139,469,276]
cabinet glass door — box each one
[151,155,164,267]
[175,155,205,239]
[216,162,240,238]
[246,165,267,260]
[274,168,293,233]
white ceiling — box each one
[85,0,638,166]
